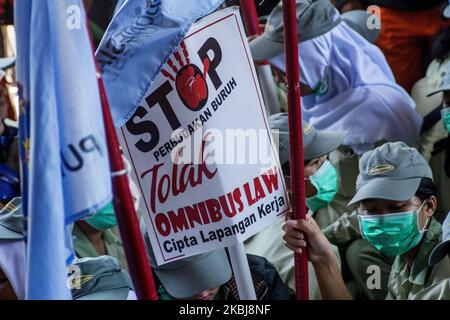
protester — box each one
[270,113,348,227]
[245,113,345,299]
[250,5,422,273]
[69,256,136,300]
[412,26,450,164]
[250,0,421,155]
[413,43,450,221]
[143,231,291,300]
[284,142,450,299]
[0,198,25,300]
[73,202,128,271]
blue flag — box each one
[15,0,112,299]
[96,0,224,127]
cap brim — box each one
[155,250,232,299]
[0,225,23,240]
[426,88,449,97]
[0,57,15,70]
[249,34,285,61]
[304,130,347,161]
[348,177,422,206]
[76,288,131,300]
[429,240,450,265]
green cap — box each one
[269,112,346,165]
[69,256,134,300]
[348,142,433,206]
[0,197,24,240]
[249,0,340,61]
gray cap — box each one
[0,197,24,240]
[427,70,450,97]
[269,112,346,166]
[429,212,450,265]
[443,4,450,19]
[144,233,232,299]
[249,0,341,61]
[70,256,134,300]
[0,57,14,70]
[342,10,381,44]
[348,142,433,206]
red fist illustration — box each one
[161,41,210,111]
[175,59,209,111]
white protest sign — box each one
[119,7,290,265]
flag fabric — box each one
[15,0,31,221]
[96,0,225,127]
[15,0,112,299]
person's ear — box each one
[423,196,437,217]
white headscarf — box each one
[270,20,422,154]
[0,240,26,300]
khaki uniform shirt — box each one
[386,218,450,300]
[73,224,128,271]
[244,214,341,300]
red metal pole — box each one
[96,77,158,300]
[239,0,260,36]
[282,0,309,300]
[84,5,158,300]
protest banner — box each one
[118,7,290,266]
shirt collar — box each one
[393,218,442,286]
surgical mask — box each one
[305,160,338,212]
[441,106,450,133]
[358,201,430,257]
[85,202,117,231]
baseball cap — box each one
[411,60,450,117]
[348,142,433,206]
[144,233,232,299]
[0,57,14,71]
[0,57,15,80]
[443,1,450,19]
[341,10,381,44]
[249,0,340,61]
[70,256,134,300]
[0,197,24,240]
[427,70,450,97]
[429,212,450,265]
[268,112,346,166]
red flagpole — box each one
[282,0,309,300]
[239,0,260,36]
[84,5,158,300]
[96,77,158,300]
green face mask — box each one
[441,107,450,133]
[358,202,429,257]
[305,160,338,212]
[85,202,117,231]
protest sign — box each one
[119,7,289,265]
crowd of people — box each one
[1,0,450,300]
